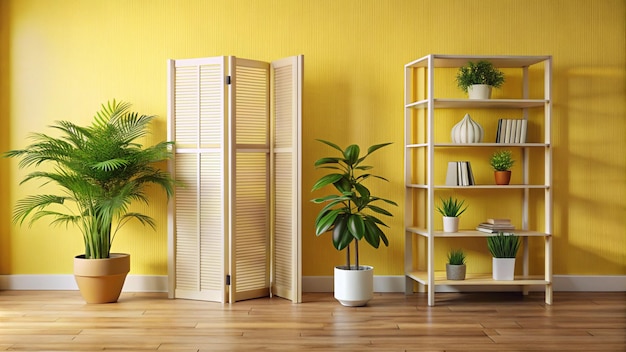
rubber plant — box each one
[4,100,176,259]
[311,139,397,270]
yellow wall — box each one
[1,0,624,277]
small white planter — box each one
[468,84,492,99]
[492,257,516,280]
[442,216,459,233]
[334,265,373,307]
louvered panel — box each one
[234,152,269,292]
[174,66,200,148]
[273,65,293,149]
[199,64,224,147]
[199,152,225,290]
[174,153,199,290]
[274,153,293,289]
[235,65,268,145]
[270,55,303,302]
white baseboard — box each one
[1,274,624,293]
[0,274,167,292]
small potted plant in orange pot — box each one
[490,150,515,185]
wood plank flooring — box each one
[0,290,624,351]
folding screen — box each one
[167,55,303,303]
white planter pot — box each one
[334,265,373,307]
[468,84,492,99]
[492,257,516,281]
[442,216,459,233]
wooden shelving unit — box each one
[403,54,553,306]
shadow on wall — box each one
[554,65,626,274]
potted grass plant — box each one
[3,100,176,303]
[311,139,397,306]
[436,196,468,232]
[487,232,520,280]
[490,150,515,185]
[446,248,467,280]
[456,60,505,99]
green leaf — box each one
[343,144,360,165]
[311,174,343,191]
[347,214,365,240]
[315,209,341,235]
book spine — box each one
[520,119,528,143]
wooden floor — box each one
[0,290,624,351]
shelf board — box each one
[405,227,550,238]
[405,55,551,69]
[406,271,550,286]
[406,143,549,148]
[407,99,548,109]
[405,184,549,189]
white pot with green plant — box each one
[446,249,467,280]
[436,196,468,233]
[490,150,515,185]
[4,100,176,303]
[311,140,397,307]
[456,60,505,99]
[487,232,520,281]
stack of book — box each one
[476,218,515,233]
[445,161,475,186]
[496,118,528,143]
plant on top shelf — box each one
[436,196,468,233]
[311,139,397,269]
[490,149,515,185]
[456,60,505,99]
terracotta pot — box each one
[494,170,512,185]
[74,253,130,304]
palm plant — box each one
[311,139,397,270]
[4,100,176,259]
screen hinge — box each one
[226,274,231,285]
[226,75,232,85]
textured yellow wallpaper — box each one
[1,0,624,277]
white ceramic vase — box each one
[492,257,516,281]
[442,216,459,233]
[334,265,374,307]
[468,84,492,99]
[451,113,484,143]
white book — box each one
[520,119,528,143]
[461,162,469,186]
[514,119,522,143]
[467,161,475,185]
[504,119,512,143]
[445,162,458,186]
